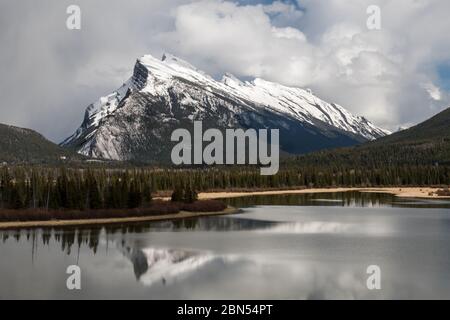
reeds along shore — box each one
[0,200,227,223]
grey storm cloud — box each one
[0,0,449,142]
[0,0,190,142]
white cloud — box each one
[0,0,449,140]
[163,1,315,87]
[0,0,191,141]
[162,0,450,130]
[423,82,442,101]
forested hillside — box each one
[0,123,80,164]
[289,107,450,167]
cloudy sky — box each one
[0,0,449,142]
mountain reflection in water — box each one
[1,192,450,299]
[120,245,220,285]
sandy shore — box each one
[0,206,240,230]
[198,187,450,200]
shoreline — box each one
[1,187,448,230]
[0,206,240,230]
[198,187,450,200]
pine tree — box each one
[87,175,102,210]
[171,185,184,202]
[127,181,143,209]
[183,185,198,204]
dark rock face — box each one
[132,60,149,90]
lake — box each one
[1,192,450,299]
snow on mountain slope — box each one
[137,53,388,138]
[61,53,389,162]
[220,75,389,140]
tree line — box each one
[0,167,152,210]
[1,163,450,210]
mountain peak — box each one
[62,52,389,161]
[160,53,200,71]
[136,53,212,87]
[162,52,190,64]
[221,73,244,87]
[136,53,198,71]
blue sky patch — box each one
[438,63,450,91]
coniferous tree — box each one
[87,175,102,210]
[171,185,184,202]
[127,181,142,209]
[183,185,198,204]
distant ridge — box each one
[0,123,80,164]
[295,107,450,167]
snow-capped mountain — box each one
[61,53,389,162]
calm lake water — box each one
[1,192,450,299]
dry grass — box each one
[436,188,450,196]
[0,200,226,222]
[180,200,227,212]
